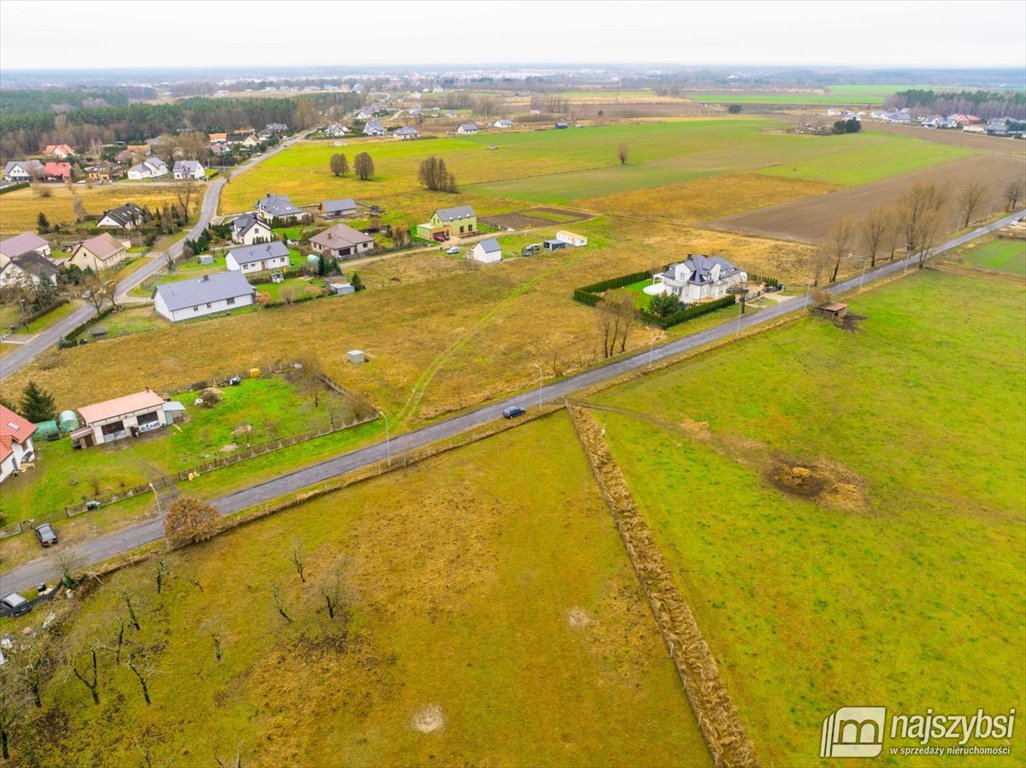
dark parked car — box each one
[502,405,526,419]
[35,522,58,547]
[0,593,31,617]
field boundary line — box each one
[567,403,760,768]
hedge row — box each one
[748,273,782,289]
[0,181,30,196]
[638,294,736,329]
[261,292,322,310]
[247,266,306,285]
[576,269,663,298]
[60,305,116,346]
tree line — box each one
[888,89,1026,120]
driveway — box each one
[2,208,1020,596]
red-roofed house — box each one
[0,405,37,483]
[71,389,168,448]
[44,144,75,159]
[43,162,72,182]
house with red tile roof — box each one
[43,144,75,159]
[42,162,72,182]
[0,404,37,484]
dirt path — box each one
[567,404,760,768]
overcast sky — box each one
[2,0,1024,71]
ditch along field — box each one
[0,183,200,234]
[6,416,709,768]
[582,267,1026,765]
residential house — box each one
[363,119,386,136]
[555,230,587,247]
[415,205,477,240]
[0,250,58,288]
[470,238,502,264]
[97,203,146,230]
[266,122,288,133]
[208,132,228,143]
[3,160,43,182]
[555,122,569,129]
[71,390,169,448]
[255,193,308,223]
[0,232,51,261]
[127,157,169,180]
[209,142,231,157]
[226,241,291,273]
[70,233,129,272]
[173,160,205,179]
[493,119,513,128]
[240,134,261,149]
[86,162,125,183]
[0,405,37,483]
[324,123,349,138]
[229,213,273,244]
[127,143,151,155]
[320,198,357,218]
[456,123,479,135]
[654,255,747,303]
[394,126,420,140]
[309,223,375,259]
[43,144,75,159]
[42,162,72,182]
[153,271,256,322]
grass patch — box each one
[0,300,78,335]
[0,185,201,232]
[961,238,1026,276]
[588,268,1026,765]
[11,416,709,768]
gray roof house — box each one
[656,255,747,303]
[457,123,479,134]
[394,126,420,140]
[98,203,146,229]
[229,213,273,244]
[0,232,51,260]
[3,160,43,181]
[320,198,358,218]
[363,119,386,136]
[153,272,256,323]
[309,223,375,259]
[0,250,58,289]
[255,193,307,222]
[225,241,291,273]
[470,238,502,264]
[435,205,475,222]
[172,160,205,179]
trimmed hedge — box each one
[576,269,661,298]
[639,294,735,329]
[247,266,306,285]
[748,273,782,289]
[0,181,30,196]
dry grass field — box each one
[0,183,201,234]
[11,415,709,768]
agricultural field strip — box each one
[3,209,1020,595]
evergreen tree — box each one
[36,212,50,233]
[350,272,365,291]
[20,381,57,422]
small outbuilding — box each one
[347,350,366,364]
[814,302,849,320]
[556,230,587,247]
[470,238,502,264]
[59,410,80,433]
[543,239,566,251]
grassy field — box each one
[687,91,890,105]
[0,184,201,233]
[8,416,709,768]
[961,237,1026,276]
[0,373,364,524]
[0,299,78,334]
[586,268,1026,765]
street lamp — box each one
[531,363,543,410]
[378,411,391,466]
[859,255,869,291]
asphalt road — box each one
[0,133,308,382]
[1,211,1021,596]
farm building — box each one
[69,233,129,273]
[325,276,356,295]
[71,389,168,448]
[309,223,375,260]
[456,123,479,135]
[255,193,308,223]
[226,241,291,273]
[320,198,358,218]
[153,272,256,322]
[415,205,477,241]
[814,302,849,320]
[652,255,747,303]
[543,239,566,251]
[97,203,146,230]
[470,238,502,264]
[556,230,587,247]
[229,213,273,245]
[0,404,37,484]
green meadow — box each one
[587,268,1026,765]
[962,238,1026,277]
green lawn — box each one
[10,416,709,768]
[962,238,1026,276]
[0,374,364,524]
[588,269,1026,766]
[0,300,78,335]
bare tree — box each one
[19,647,53,709]
[124,651,153,705]
[898,182,949,268]
[618,143,629,165]
[122,590,141,631]
[958,179,987,229]
[329,153,348,177]
[610,290,635,353]
[354,152,374,181]
[319,570,348,620]
[154,559,170,594]
[289,541,306,583]
[0,669,29,760]
[55,547,85,586]
[174,179,198,220]
[861,207,889,268]
[727,281,751,314]
[824,217,856,283]
[113,617,128,665]
[271,583,292,623]
[164,496,219,545]
[70,645,102,705]
[214,744,244,768]
[1005,181,1024,211]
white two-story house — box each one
[652,255,747,303]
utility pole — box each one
[379,411,391,466]
[531,362,543,410]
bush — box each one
[164,496,219,545]
[639,295,735,329]
[649,291,683,317]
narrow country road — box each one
[0,132,309,382]
[1,211,1020,595]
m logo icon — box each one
[821,706,886,758]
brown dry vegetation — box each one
[3,216,816,427]
[713,151,1026,243]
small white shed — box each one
[556,230,587,247]
[347,350,366,364]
